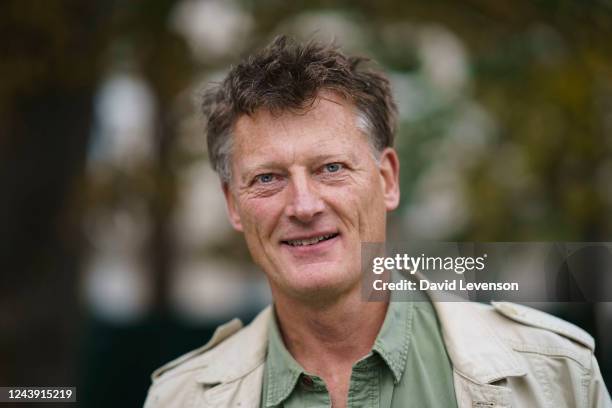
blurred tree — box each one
[0,0,112,387]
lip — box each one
[280,232,341,255]
[280,230,339,243]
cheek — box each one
[334,177,386,233]
[350,172,385,210]
[240,198,284,236]
[324,185,370,223]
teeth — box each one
[286,234,335,247]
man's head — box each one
[202,36,400,303]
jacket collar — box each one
[429,294,527,384]
[195,306,272,385]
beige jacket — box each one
[144,301,611,407]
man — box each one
[145,36,611,407]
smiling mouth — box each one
[282,233,339,247]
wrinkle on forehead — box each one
[234,94,359,151]
[235,91,351,133]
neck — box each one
[273,286,388,376]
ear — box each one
[378,148,400,211]
[222,182,244,232]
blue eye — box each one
[256,174,274,183]
[325,163,342,173]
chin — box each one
[281,263,360,300]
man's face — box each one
[224,91,400,302]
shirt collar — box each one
[264,299,414,406]
[264,310,305,407]
[372,296,413,384]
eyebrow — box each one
[311,152,358,164]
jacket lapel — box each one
[195,307,272,407]
[431,300,526,407]
[431,300,526,384]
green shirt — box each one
[261,292,458,407]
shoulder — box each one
[477,301,595,366]
[435,300,611,406]
[434,298,597,376]
[144,307,272,408]
[490,301,594,351]
[152,318,243,384]
[143,318,243,408]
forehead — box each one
[232,92,366,157]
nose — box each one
[285,173,325,223]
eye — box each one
[255,173,275,184]
[324,163,343,173]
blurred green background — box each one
[1,0,611,406]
